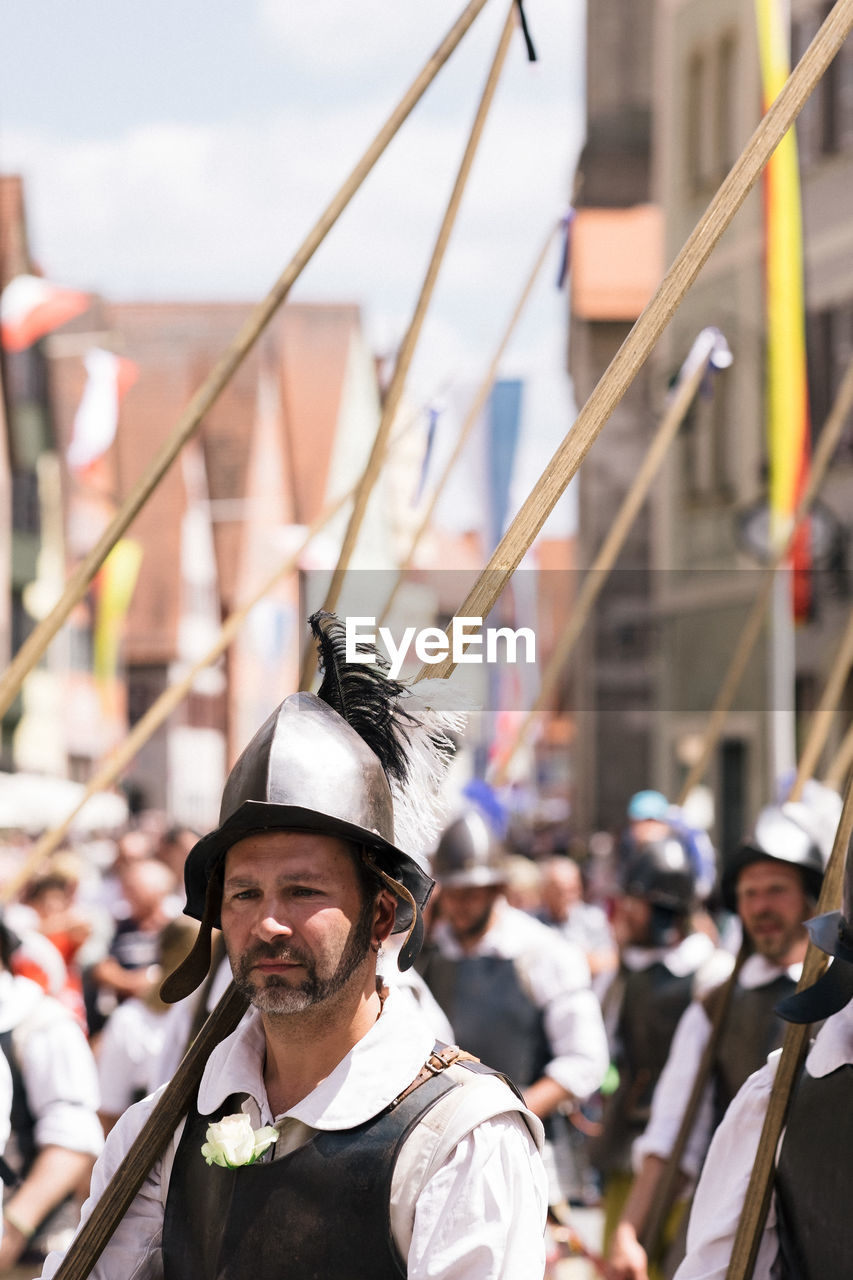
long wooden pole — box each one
[0,0,495,723]
[299,0,519,688]
[377,221,559,630]
[414,0,853,685]
[676,353,853,804]
[726,767,853,1280]
[53,982,249,1280]
[787,605,853,801]
[489,329,727,785]
[825,719,853,792]
[0,492,355,902]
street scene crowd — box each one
[0,708,843,1278]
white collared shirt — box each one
[431,899,610,1101]
[41,986,548,1280]
[633,955,799,1179]
[675,996,853,1280]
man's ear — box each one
[373,890,397,946]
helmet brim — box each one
[776,955,853,1023]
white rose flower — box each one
[201,1113,279,1168]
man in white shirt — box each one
[0,920,103,1274]
[606,799,833,1280]
[675,808,853,1280]
[41,613,548,1280]
[591,834,732,1261]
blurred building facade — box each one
[569,0,853,852]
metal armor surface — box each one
[416,949,550,1088]
[775,1064,853,1279]
[702,974,795,1129]
[163,1070,457,1280]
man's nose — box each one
[253,908,292,943]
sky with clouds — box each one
[1,0,586,531]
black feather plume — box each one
[309,611,413,782]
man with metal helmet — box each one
[416,808,609,1207]
[591,831,731,1264]
[607,796,834,1280]
[40,615,548,1280]
[674,796,849,1280]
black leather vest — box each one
[163,1068,458,1280]
[593,963,695,1175]
[416,950,550,1089]
[776,1064,853,1279]
[703,974,795,1129]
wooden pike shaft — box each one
[377,222,558,630]
[825,719,853,792]
[415,0,853,685]
[489,337,715,785]
[53,983,249,1280]
[676,353,853,805]
[725,767,853,1280]
[0,0,495,723]
[0,489,352,902]
[300,0,518,689]
[787,605,853,801]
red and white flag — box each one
[0,273,90,352]
[68,348,139,470]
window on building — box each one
[793,6,853,163]
[687,31,740,196]
[683,369,734,502]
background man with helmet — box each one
[606,795,835,1280]
[675,798,852,1280]
[38,614,549,1280]
[590,832,731,1259]
[416,808,609,1206]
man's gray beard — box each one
[232,900,375,1016]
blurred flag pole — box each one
[376,220,560,630]
[413,0,853,685]
[299,0,520,689]
[824,719,853,792]
[0,0,497,723]
[787,605,853,800]
[757,0,812,789]
[488,328,732,787]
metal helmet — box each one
[777,821,853,1025]
[161,613,451,1002]
[721,803,827,913]
[432,810,508,889]
[621,834,696,916]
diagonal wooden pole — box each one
[0,0,495,723]
[825,719,853,792]
[488,329,728,786]
[413,0,853,685]
[726,767,853,1280]
[299,0,519,689]
[0,493,354,903]
[787,604,853,801]
[676,353,853,804]
[376,221,559,630]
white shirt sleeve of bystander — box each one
[17,1005,104,1157]
[674,1056,782,1280]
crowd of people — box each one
[0,617,844,1279]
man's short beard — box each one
[231,898,376,1016]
